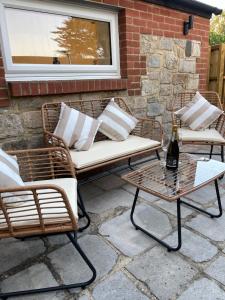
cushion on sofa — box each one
[178,128,225,143]
[70,135,160,169]
[98,99,138,141]
[54,102,101,150]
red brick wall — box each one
[0,0,210,106]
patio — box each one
[1,148,225,300]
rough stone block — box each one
[148,55,161,68]
[164,228,218,262]
[22,111,42,129]
[93,272,149,300]
[0,114,24,138]
[141,79,160,96]
[147,102,164,117]
[186,214,225,241]
[191,41,201,57]
[0,238,45,274]
[178,278,225,300]
[164,53,178,70]
[179,59,196,73]
[160,70,172,83]
[186,74,199,90]
[0,263,65,300]
[205,256,225,285]
[160,84,172,96]
[160,38,173,50]
[127,246,198,300]
[148,71,160,80]
[48,235,117,282]
[99,205,157,256]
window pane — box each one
[5,7,112,65]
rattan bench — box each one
[42,97,162,228]
[0,147,96,299]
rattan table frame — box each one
[122,155,224,252]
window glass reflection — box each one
[5,7,112,65]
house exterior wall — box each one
[0,0,211,149]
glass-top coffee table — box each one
[122,154,225,252]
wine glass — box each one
[161,134,170,163]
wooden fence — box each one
[208,44,225,105]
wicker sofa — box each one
[42,98,162,175]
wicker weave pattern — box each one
[122,154,225,201]
[0,147,77,238]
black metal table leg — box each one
[180,179,223,218]
[130,188,182,252]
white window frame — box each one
[0,0,120,81]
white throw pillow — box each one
[98,98,138,141]
[54,102,101,151]
[175,92,223,131]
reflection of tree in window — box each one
[52,17,111,65]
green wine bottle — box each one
[166,125,179,170]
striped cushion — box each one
[0,149,24,189]
[54,102,101,151]
[98,99,138,141]
[175,92,223,131]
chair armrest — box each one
[216,113,225,137]
[44,130,69,151]
[132,118,163,143]
[7,147,76,181]
[0,184,78,237]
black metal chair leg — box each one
[77,185,91,232]
[209,145,213,159]
[128,157,134,170]
[221,145,224,162]
[0,232,96,300]
[155,149,161,160]
[180,179,223,218]
[130,188,182,252]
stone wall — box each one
[140,35,201,133]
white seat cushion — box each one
[0,178,77,230]
[70,135,160,169]
[178,128,225,143]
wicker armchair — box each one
[0,147,96,299]
[170,91,225,161]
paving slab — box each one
[154,199,192,218]
[186,214,225,241]
[0,263,65,300]
[122,184,159,202]
[184,185,218,204]
[94,174,125,190]
[164,228,218,262]
[48,235,117,283]
[92,272,149,300]
[0,238,45,274]
[205,256,225,285]
[177,278,225,300]
[99,205,157,256]
[79,182,104,201]
[85,189,133,214]
[126,246,198,300]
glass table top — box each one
[122,154,225,201]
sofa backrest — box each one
[42,97,133,142]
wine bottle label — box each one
[166,157,178,168]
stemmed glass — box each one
[161,133,170,165]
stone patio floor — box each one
[1,149,225,299]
